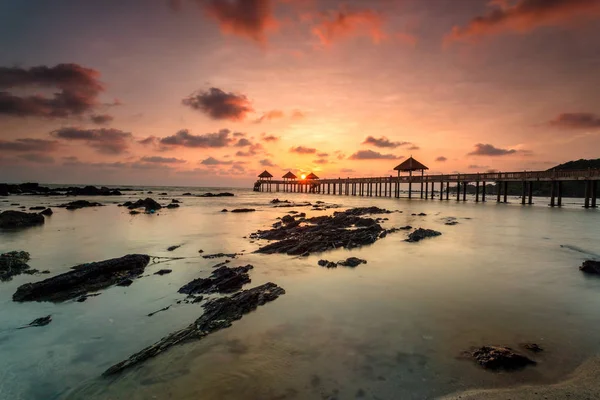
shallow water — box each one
[1,188,599,400]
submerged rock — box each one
[29,206,46,210]
[338,257,367,267]
[103,282,285,376]
[317,259,338,268]
[251,208,387,255]
[59,200,104,210]
[178,265,253,295]
[12,254,151,302]
[580,260,600,275]
[40,208,53,216]
[66,186,122,196]
[335,207,392,216]
[18,315,52,329]
[0,211,45,229]
[166,203,180,209]
[471,346,536,370]
[167,245,181,252]
[201,252,240,259]
[406,228,442,243]
[231,208,256,213]
[154,269,172,276]
[123,198,162,212]
[199,192,234,197]
[0,251,31,281]
[521,343,544,353]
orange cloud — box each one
[446,0,600,42]
[310,8,387,45]
[254,109,284,123]
[204,0,278,45]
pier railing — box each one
[253,168,599,208]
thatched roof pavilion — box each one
[282,171,297,180]
[258,170,273,180]
[305,172,319,180]
[394,157,428,177]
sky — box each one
[1,0,600,187]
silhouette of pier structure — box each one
[254,157,600,208]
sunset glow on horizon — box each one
[1,0,600,186]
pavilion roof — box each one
[305,172,319,179]
[282,171,297,179]
[258,170,273,178]
[393,157,428,171]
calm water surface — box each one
[1,187,599,400]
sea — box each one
[1,186,599,400]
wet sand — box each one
[442,356,600,400]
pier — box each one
[254,157,600,208]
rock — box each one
[116,278,133,287]
[445,221,458,226]
[65,186,122,196]
[159,192,168,196]
[198,249,204,253]
[406,228,442,243]
[231,208,256,213]
[580,260,600,275]
[59,200,104,210]
[18,315,52,329]
[179,265,253,295]
[271,199,289,204]
[76,293,101,302]
[199,192,235,197]
[471,346,536,370]
[154,269,172,275]
[317,259,337,268]
[281,215,295,224]
[338,257,367,267]
[40,208,53,216]
[0,251,31,281]
[251,208,387,255]
[148,306,170,317]
[29,206,46,210]
[167,245,181,252]
[418,212,427,216]
[171,199,181,204]
[12,254,150,302]
[147,191,153,194]
[182,192,192,196]
[0,211,45,229]
[129,210,140,215]
[336,207,392,216]
[123,198,162,212]
[521,343,544,353]
[202,252,240,259]
[103,282,285,376]
[221,209,228,212]
[399,225,412,230]
[166,203,180,209]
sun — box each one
[301,174,306,179]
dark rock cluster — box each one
[0,211,45,229]
[178,265,253,295]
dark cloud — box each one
[18,153,55,164]
[235,138,252,147]
[317,152,329,157]
[314,159,328,164]
[138,136,158,145]
[90,114,113,125]
[435,156,447,162]
[254,109,284,123]
[407,145,420,150]
[259,159,275,167]
[0,63,104,118]
[446,0,600,42]
[467,143,519,156]
[233,131,246,137]
[236,143,264,157]
[348,150,399,160]
[0,138,58,152]
[160,129,233,148]
[549,112,600,129]
[182,87,253,121]
[51,127,132,154]
[340,168,355,173]
[261,134,279,142]
[200,157,234,166]
[468,164,489,169]
[203,0,277,45]
[140,156,186,164]
[289,146,316,154]
[362,136,411,149]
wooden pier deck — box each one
[254,169,600,208]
